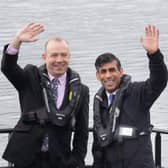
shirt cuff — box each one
[6,45,19,55]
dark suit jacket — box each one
[1,45,89,168]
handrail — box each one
[152,127,168,134]
[0,129,13,134]
[152,128,168,168]
[0,127,168,168]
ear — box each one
[96,71,100,80]
[119,67,124,77]
[42,53,46,61]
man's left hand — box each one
[140,25,159,55]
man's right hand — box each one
[10,23,44,49]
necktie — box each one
[41,134,49,152]
[41,79,58,152]
[51,78,58,102]
[109,94,115,106]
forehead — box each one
[46,40,69,52]
[99,60,118,69]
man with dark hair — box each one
[1,23,89,168]
[95,52,122,70]
[92,25,168,168]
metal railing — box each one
[0,127,168,168]
[152,128,168,168]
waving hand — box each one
[140,25,159,55]
[10,23,44,49]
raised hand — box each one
[140,25,159,55]
[10,23,44,49]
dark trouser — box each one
[104,156,155,168]
[14,151,51,168]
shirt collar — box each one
[105,90,117,98]
[48,72,67,85]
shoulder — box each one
[24,64,38,72]
[23,64,40,78]
[78,83,89,104]
[80,83,89,93]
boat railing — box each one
[0,127,168,168]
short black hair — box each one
[44,37,69,51]
[95,52,121,70]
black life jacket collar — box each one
[40,66,81,127]
[94,74,131,146]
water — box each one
[0,0,168,166]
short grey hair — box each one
[44,37,69,51]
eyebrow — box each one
[99,67,117,73]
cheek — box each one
[48,58,55,64]
[65,58,70,64]
[115,77,121,85]
[97,74,104,81]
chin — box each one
[107,87,116,92]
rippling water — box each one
[0,0,168,166]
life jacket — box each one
[93,75,131,147]
[40,68,81,127]
[22,66,81,128]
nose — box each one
[105,71,112,78]
[56,55,63,62]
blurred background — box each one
[0,0,168,166]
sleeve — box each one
[70,85,89,168]
[140,49,168,109]
[6,45,19,55]
[1,44,26,91]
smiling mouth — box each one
[53,64,65,68]
[105,79,114,85]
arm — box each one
[140,25,168,107]
[1,23,44,90]
[71,85,89,167]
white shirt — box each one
[106,90,117,106]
